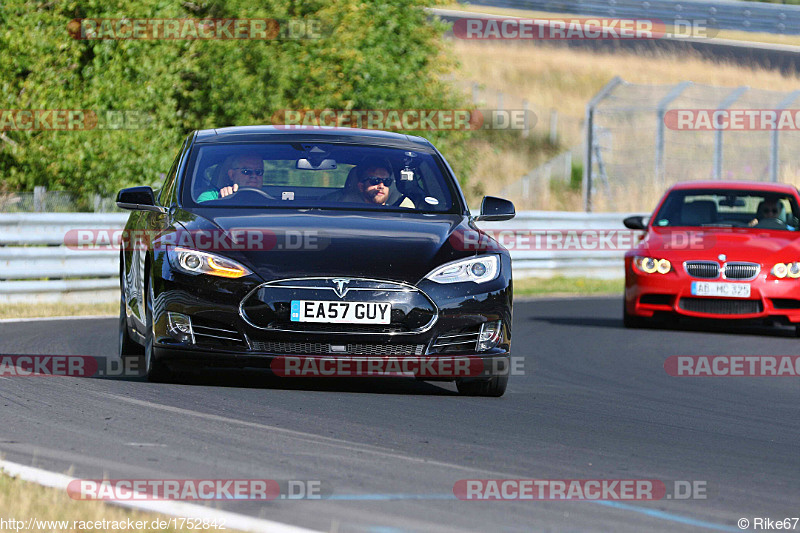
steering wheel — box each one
[756,217,787,230]
[222,187,276,201]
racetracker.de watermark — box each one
[270,355,524,378]
[67,18,324,40]
[64,228,327,252]
[0,110,152,130]
[665,356,800,377]
[67,479,329,500]
[665,109,800,131]
[453,479,707,500]
[270,109,536,131]
[452,17,717,40]
[448,228,714,251]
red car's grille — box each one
[723,263,760,280]
[679,298,763,315]
[684,261,719,279]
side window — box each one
[159,138,188,205]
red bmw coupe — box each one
[624,181,800,332]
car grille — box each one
[770,298,800,310]
[723,263,760,280]
[240,278,437,335]
[679,298,763,315]
[191,317,247,348]
[252,341,425,356]
[684,261,719,279]
[639,294,673,306]
[262,322,408,334]
[431,326,481,354]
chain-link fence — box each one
[585,77,800,211]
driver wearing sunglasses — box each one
[198,154,264,202]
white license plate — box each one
[690,282,751,298]
[290,300,391,324]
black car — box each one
[117,126,514,396]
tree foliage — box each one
[0,0,472,205]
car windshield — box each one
[652,189,800,231]
[182,142,458,213]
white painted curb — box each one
[0,459,321,533]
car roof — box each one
[193,126,435,151]
[668,181,799,194]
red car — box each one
[624,181,800,333]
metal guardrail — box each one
[0,214,127,303]
[0,212,643,303]
[465,0,800,35]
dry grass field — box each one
[452,37,800,210]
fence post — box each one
[713,86,748,180]
[472,83,480,105]
[33,186,46,212]
[770,90,800,182]
[522,99,530,139]
[583,76,624,212]
[549,109,558,145]
[497,91,504,111]
[655,81,692,189]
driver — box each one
[198,154,264,202]
[748,198,783,227]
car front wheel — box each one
[144,279,172,383]
[456,372,508,397]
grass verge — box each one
[0,302,117,320]
[0,471,241,533]
[0,278,624,321]
[514,276,624,297]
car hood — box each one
[176,209,478,283]
[638,227,800,262]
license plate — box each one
[290,300,391,324]
[690,282,751,298]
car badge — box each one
[718,254,726,262]
[331,278,351,298]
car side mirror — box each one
[116,186,166,213]
[623,215,647,230]
[475,196,515,222]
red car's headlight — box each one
[772,262,800,279]
[633,256,671,274]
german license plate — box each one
[690,282,750,298]
[290,300,391,324]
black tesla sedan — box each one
[117,126,514,396]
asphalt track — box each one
[433,8,800,75]
[1,297,798,532]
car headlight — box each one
[426,255,499,284]
[633,256,671,274]
[772,262,800,279]
[167,247,252,278]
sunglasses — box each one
[234,168,264,176]
[764,208,779,214]
[362,176,394,187]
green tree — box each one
[0,0,473,208]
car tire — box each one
[623,299,646,328]
[119,292,144,361]
[144,279,171,383]
[456,373,508,397]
